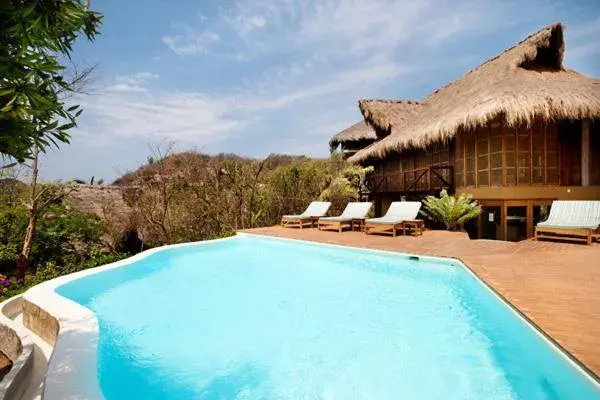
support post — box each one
[582,119,590,186]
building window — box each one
[517,126,531,185]
[490,123,503,186]
[546,123,559,184]
[455,120,568,187]
[455,134,464,187]
[464,133,476,186]
[531,122,545,184]
[477,125,489,186]
[503,125,517,186]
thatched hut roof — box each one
[328,121,377,151]
[358,100,424,137]
[350,23,600,162]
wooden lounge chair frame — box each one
[534,226,599,245]
[317,219,353,233]
[364,202,423,237]
[317,202,372,233]
[364,221,404,237]
[364,219,425,237]
[281,201,331,229]
[281,216,317,229]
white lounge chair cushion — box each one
[282,201,331,219]
[319,202,372,222]
[366,201,422,224]
[537,201,600,230]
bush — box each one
[421,190,481,231]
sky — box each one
[39,0,600,182]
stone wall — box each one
[22,300,59,347]
[64,184,131,220]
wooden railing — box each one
[368,165,454,194]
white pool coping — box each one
[23,233,600,399]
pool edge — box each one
[23,232,600,398]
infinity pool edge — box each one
[23,233,600,399]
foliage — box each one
[261,159,332,223]
[319,177,358,213]
[0,0,102,162]
[0,184,128,301]
[421,190,481,231]
[319,164,373,214]
[0,251,126,302]
[121,149,369,246]
[0,200,112,272]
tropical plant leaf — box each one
[420,189,481,230]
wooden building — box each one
[344,23,600,241]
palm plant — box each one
[421,190,481,231]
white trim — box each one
[23,233,600,398]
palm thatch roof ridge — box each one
[358,100,424,136]
[328,120,377,151]
[350,22,600,162]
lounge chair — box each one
[365,201,422,237]
[281,201,332,229]
[534,200,600,245]
[318,202,372,233]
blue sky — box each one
[40,0,600,182]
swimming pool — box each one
[55,234,599,399]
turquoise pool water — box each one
[57,235,599,399]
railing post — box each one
[427,168,431,190]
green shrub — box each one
[421,190,481,231]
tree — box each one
[16,146,74,279]
[420,190,481,231]
[319,163,373,215]
[0,0,102,163]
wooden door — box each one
[559,121,581,186]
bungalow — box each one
[329,121,377,159]
[340,23,600,241]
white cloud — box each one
[84,1,600,158]
[568,42,600,59]
[162,29,220,55]
[105,72,159,92]
[216,0,526,60]
[566,18,600,60]
[225,13,267,36]
[78,76,250,145]
[243,58,411,111]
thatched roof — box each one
[358,100,424,137]
[328,121,377,151]
[350,23,600,162]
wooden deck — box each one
[242,226,600,378]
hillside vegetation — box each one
[116,150,369,247]
[0,150,371,299]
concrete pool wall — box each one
[0,296,37,400]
